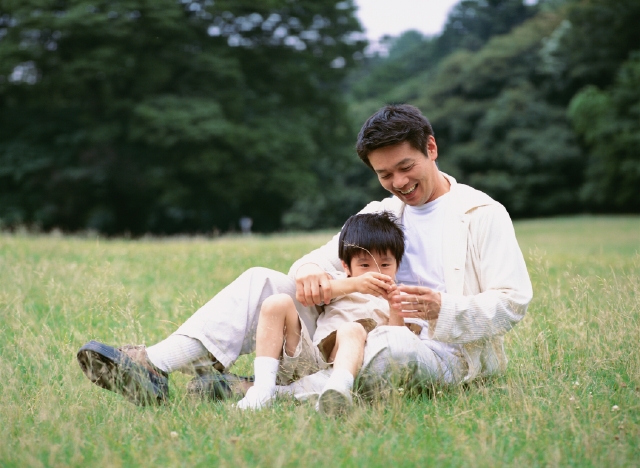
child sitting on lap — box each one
[236,211,405,414]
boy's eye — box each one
[401,165,413,172]
[379,173,391,180]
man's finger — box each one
[320,276,332,305]
[295,280,307,306]
[309,280,322,306]
[397,284,431,295]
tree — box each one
[0,0,366,233]
[544,0,640,102]
[568,53,640,212]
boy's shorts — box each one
[276,317,387,385]
[277,317,331,385]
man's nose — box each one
[392,173,409,190]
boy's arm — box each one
[328,272,395,301]
[386,285,406,326]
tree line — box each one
[1,0,638,234]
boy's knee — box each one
[337,322,367,341]
[261,293,294,315]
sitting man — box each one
[77,104,533,405]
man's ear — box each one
[340,260,352,277]
[426,135,438,161]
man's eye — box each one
[401,165,413,172]
[379,174,391,180]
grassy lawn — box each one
[1,216,638,467]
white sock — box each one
[236,356,280,410]
[323,368,354,394]
[146,335,210,373]
[252,356,280,390]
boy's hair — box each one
[338,212,405,268]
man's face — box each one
[344,250,398,278]
[368,137,448,206]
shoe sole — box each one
[318,389,352,416]
[77,341,167,406]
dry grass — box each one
[0,217,638,467]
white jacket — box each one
[289,173,533,381]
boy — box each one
[237,211,405,414]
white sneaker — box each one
[235,385,275,410]
[316,386,353,416]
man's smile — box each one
[398,184,417,195]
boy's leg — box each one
[255,294,302,359]
[237,294,300,410]
[317,322,367,415]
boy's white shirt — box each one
[289,172,533,381]
[312,272,389,347]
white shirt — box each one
[396,192,450,290]
[395,193,460,357]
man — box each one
[77,104,532,405]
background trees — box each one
[1,0,639,234]
[348,0,640,219]
[0,0,366,233]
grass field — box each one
[1,216,638,467]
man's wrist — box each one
[294,262,322,279]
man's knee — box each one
[366,326,421,363]
[358,327,424,395]
[241,266,279,282]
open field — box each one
[1,216,638,467]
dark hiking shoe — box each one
[317,387,353,416]
[187,372,254,400]
[77,340,169,406]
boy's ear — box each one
[340,260,352,277]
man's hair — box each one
[338,211,405,268]
[356,104,434,169]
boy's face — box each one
[343,250,398,278]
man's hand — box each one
[388,285,441,320]
[348,271,395,297]
[295,263,332,307]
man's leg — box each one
[273,326,465,404]
[77,267,318,405]
[166,267,315,370]
[356,326,466,398]
[317,322,367,415]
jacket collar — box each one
[390,171,496,216]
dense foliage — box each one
[0,0,367,233]
[1,0,639,233]
[349,0,640,219]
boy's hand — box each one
[386,284,406,326]
[349,271,394,297]
[295,263,332,306]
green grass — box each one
[1,216,638,467]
